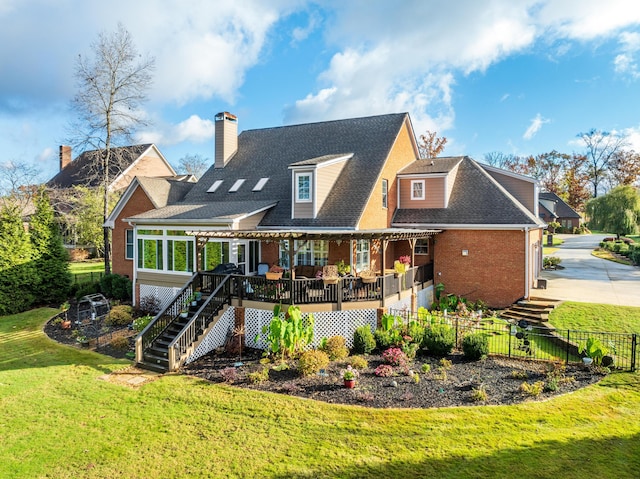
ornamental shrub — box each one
[105,305,133,326]
[353,325,376,354]
[382,347,409,367]
[109,336,130,351]
[423,324,456,356]
[297,350,329,376]
[346,355,369,370]
[100,274,132,301]
[462,333,489,360]
[374,364,395,377]
[320,335,349,360]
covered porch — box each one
[188,228,440,309]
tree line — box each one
[483,129,640,213]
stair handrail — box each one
[167,275,233,371]
[135,272,199,363]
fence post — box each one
[508,325,512,358]
[632,334,637,373]
[566,330,570,365]
[455,315,459,346]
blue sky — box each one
[2,0,640,182]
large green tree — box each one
[30,188,72,304]
[0,202,36,315]
[586,185,640,238]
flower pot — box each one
[180,311,189,318]
[195,292,202,301]
[266,272,282,280]
[343,379,356,389]
[582,357,593,366]
[61,320,71,330]
[191,300,198,307]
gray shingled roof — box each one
[398,156,463,175]
[129,200,277,222]
[392,157,545,226]
[136,176,196,208]
[539,192,581,219]
[47,144,153,188]
[177,113,409,227]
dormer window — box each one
[411,180,425,200]
[296,173,311,202]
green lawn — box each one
[69,260,106,284]
[549,302,640,333]
[1,308,639,478]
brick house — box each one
[539,191,582,231]
[108,112,544,309]
[106,111,546,371]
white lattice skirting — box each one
[139,284,181,311]
[187,307,379,363]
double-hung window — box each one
[411,180,425,200]
[125,229,134,260]
[382,179,388,208]
[296,173,311,202]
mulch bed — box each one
[43,300,136,360]
[183,348,604,409]
[43,303,604,409]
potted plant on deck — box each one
[266,264,284,280]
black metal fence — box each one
[389,309,637,372]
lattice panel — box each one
[245,307,377,350]
[186,307,235,364]
[416,285,434,310]
[245,308,278,350]
[139,284,180,310]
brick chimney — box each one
[214,112,238,168]
[59,145,72,171]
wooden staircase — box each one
[136,273,233,373]
[499,297,562,324]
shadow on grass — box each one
[274,433,640,479]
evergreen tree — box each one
[30,189,72,304]
[0,202,37,315]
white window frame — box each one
[295,173,312,202]
[415,239,429,255]
[411,180,425,200]
[355,240,370,272]
[382,179,388,208]
[125,229,134,260]
[136,228,195,275]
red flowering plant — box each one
[374,364,395,377]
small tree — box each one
[30,188,71,304]
[417,130,447,159]
[178,154,209,179]
[586,185,640,239]
[0,203,37,314]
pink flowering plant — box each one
[341,365,359,381]
[398,255,411,266]
[382,347,409,367]
[374,364,395,377]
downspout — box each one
[524,227,530,300]
[129,221,137,307]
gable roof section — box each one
[392,156,545,228]
[539,192,581,219]
[105,175,196,228]
[126,200,276,224]
[47,144,173,189]
[171,113,410,228]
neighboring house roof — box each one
[46,144,175,189]
[392,156,545,228]
[539,192,581,219]
[130,113,411,228]
[105,175,196,228]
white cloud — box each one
[614,31,640,79]
[138,115,215,147]
[523,114,550,140]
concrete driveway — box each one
[540,234,640,306]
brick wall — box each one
[112,186,155,279]
[433,229,526,308]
